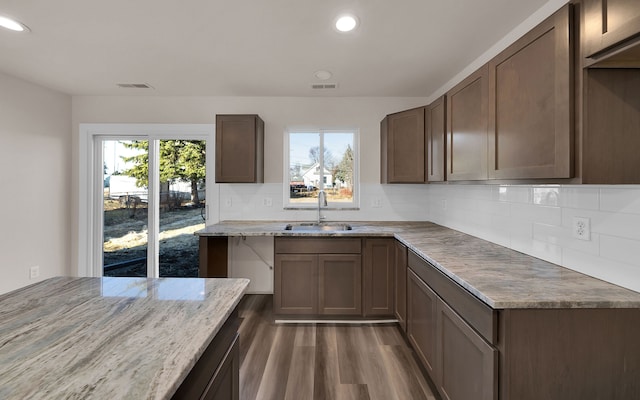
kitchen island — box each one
[0,276,249,400]
[198,221,640,399]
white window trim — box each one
[283,128,360,209]
[78,124,215,278]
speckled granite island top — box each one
[0,276,249,400]
[197,221,640,309]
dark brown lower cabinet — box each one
[406,249,640,400]
[394,241,408,331]
[407,269,437,376]
[173,309,240,400]
[319,254,362,315]
[274,238,362,316]
[201,335,239,400]
[363,238,395,316]
[437,300,497,400]
[408,268,496,400]
[199,236,229,278]
[274,254,318,314]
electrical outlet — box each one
[29,265,40,279]
[442,199,448,210]
[572,217,591,241]
[371,198,383,208]
[263,197,273,207]
[225,198,232,207]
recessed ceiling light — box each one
[0,15,29,32]
[335,14,358,32]
[314,70,332,80]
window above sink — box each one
[284,128,359,209]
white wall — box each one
[70,96,431,266]
[0,71,72,294]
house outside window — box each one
[285,129,358,208]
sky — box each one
[289,131,354,168]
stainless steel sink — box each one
[284,222,352,231]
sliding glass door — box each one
[99,137,206,278]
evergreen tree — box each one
[121,140,206,205]
[334,145,354,189]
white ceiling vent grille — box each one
[117,83,154,89]
[311,83,338,90]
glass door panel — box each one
[158,140,205,277]
[102,140,149,277]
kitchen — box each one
[2,0,640,399]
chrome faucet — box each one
[317,190,327,223]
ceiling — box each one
[0,0,550,97]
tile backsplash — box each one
[215,182,640,293]
[427,185,640,293]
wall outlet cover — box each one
[572,217,591,241]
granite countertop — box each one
[197,221,640,309]
[0,276,249,400]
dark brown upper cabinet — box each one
[583,0,640,58]
[582,68,640,183]
[215,114,264,183]
[446,65,489,181]
[381,107,426,183]
[488,4,573,180]
[426,96,446,182]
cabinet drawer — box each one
[275,237,361,254]
[408,250,497,344]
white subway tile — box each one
[462,185,493,200]
[532,186,560,206]
[532,223,563,245]
[506,186,533,204]
[560,186,599,210]
[511,203,562,225]
[600,235,640,267]
[530,240,563,265]
[600,188,640,215]
[563,249,640,293]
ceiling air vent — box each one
[117,83,154,89]
[311,83,338,90]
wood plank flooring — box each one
[237,294,438,400]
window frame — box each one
[283,128,359,209]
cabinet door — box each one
[202,334,240,400]
[446,65,489,181]
[437,300,497,400]
[394,241,408,331]
[318,254,362,315]
[407,269,438,376]
[583,68,640,183]
[488,5,572,180]
[215,114,264,183]
[274,254,318,314]
[382,107,426,183]
[363,238,395,316]
[426,96,446,182]
[584,0,640,57]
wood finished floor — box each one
[237,294,437,400]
